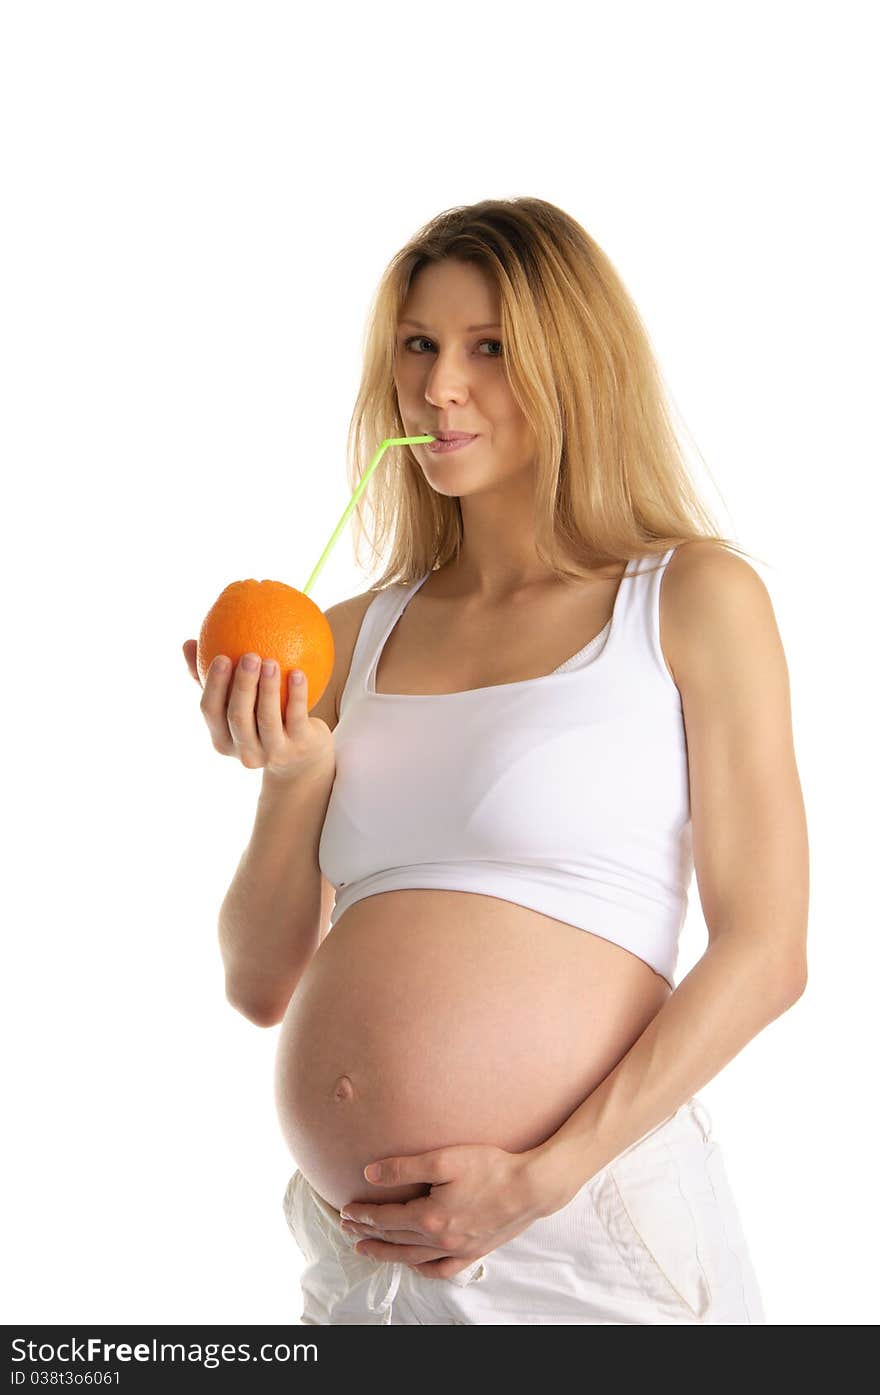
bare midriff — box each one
[273,887,671,1215]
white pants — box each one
[282,1096,766,1325]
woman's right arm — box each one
[218,764,337,1027]
[183,597,356,1027]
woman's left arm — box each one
[530,543,810,1210]
[530,924,806,1211]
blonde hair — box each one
[344,196,766,591]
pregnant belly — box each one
[273,890,670,1214]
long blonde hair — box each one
[344,196,765,590]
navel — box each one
[332,1073,355,1103]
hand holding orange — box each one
[196,579,334,722]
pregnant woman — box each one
[184,197,809,1324]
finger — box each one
[341,1200,436,1235]
[199,654,235,745]
[412,1255,477,1280]
[183,641,201,683]
[284,666,306,733]
[342,1219,432,1244]
[354,1239,453,1266]
[225,653,263,751]
[255,659,284,749]
[364,1154,449,1186]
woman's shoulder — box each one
[661,540,764,687]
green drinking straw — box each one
[301,436,436,597]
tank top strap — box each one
[609,546,679,694]
[341,575,430,714]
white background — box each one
[2,0,876,1327]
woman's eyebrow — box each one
[398,319,502,331]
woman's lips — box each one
[427,434,478,454]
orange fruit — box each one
[197,580,334,721]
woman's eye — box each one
[403,335,503,358]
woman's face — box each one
[393,258,537,498]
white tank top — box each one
[318,547,692,989]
